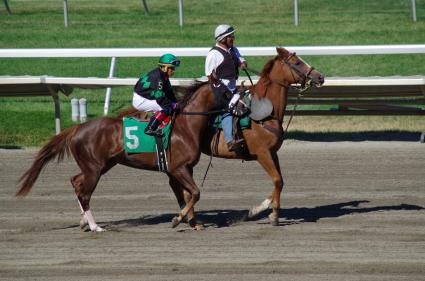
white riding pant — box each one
[132,93,163,112]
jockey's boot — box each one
[144,111,167,137]
[227,139,244,152]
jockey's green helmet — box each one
[158,54,181,68]
[215,24,235,42]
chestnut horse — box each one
[201,47,324,225]
[17,47,324,231]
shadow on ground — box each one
[77,200,424,230]
[286,131,424,142]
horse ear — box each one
[276,47,288,58]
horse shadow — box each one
[94,200,424,230]
[287,131,423,142]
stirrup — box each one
[227,139,244,152]
[145,128,163,137]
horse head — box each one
[251,47,324,122]
[271,47,324,89]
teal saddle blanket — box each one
[123,117,171,153]
[212,94,251,129]
[212,114,251,129]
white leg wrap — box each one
[76,197,88,228]
[84,210,105,232]
[76,197,84,214]
[248,198,272,218]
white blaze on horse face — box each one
[298,57,311,69]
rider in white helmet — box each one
[205,24,248,152]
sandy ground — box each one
[0,141,424,281]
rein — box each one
[178,108,225,116]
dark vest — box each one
[212,46,239,80]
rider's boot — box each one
[144,111,167,137]
[227,139,244,152]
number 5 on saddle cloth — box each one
[123,117,171,172]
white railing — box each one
[1,45,425,134]
[1,45,425,57]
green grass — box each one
[1,0,425,147]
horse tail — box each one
[16,125,79,197]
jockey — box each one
[132,54,180,136]
[205,24,248,152]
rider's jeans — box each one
[222,112,233,143]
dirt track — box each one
[1,141,424,281]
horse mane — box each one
[178,81,209,110]
[260,56,279,80]
[254,55,279,98]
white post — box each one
[178,0,184,27]
[64,0,69,27]
[104,57,117,116]
[46,86,62,134]
[79,98,87,123]
[52,92,61,135]
[411,0,417,22]
[294,0,299,26]
[71,98,79,122]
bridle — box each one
[279,52,316,94]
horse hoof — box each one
[268,213,279,226]
[92,225,106,232]
[92,226,106,232]
[193,224,205,231]
[171,216,181,228]
[79,216,88,229]
[247,209,254,220]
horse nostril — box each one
[319,75,325,84]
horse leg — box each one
[249,151,283,226]
[70,167,104,232]
[71,173,88,229]
[170,167,201,228]
[169,176,194,222]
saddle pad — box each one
[123,117,171,153]
[213,114,251,129]
[213,94,251,129]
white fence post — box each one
[79,98,87,123]
[294,0,299,26]
[71,98,79,122]
[178,0,184,27]
[104,57,116,116]
[63,0,69,27]
[411,0,417,22]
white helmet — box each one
[214,24,235,42]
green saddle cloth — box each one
[213,114,251,129]
[213,94,251,129]
[123,117,171,153]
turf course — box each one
[1,0,425,147]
